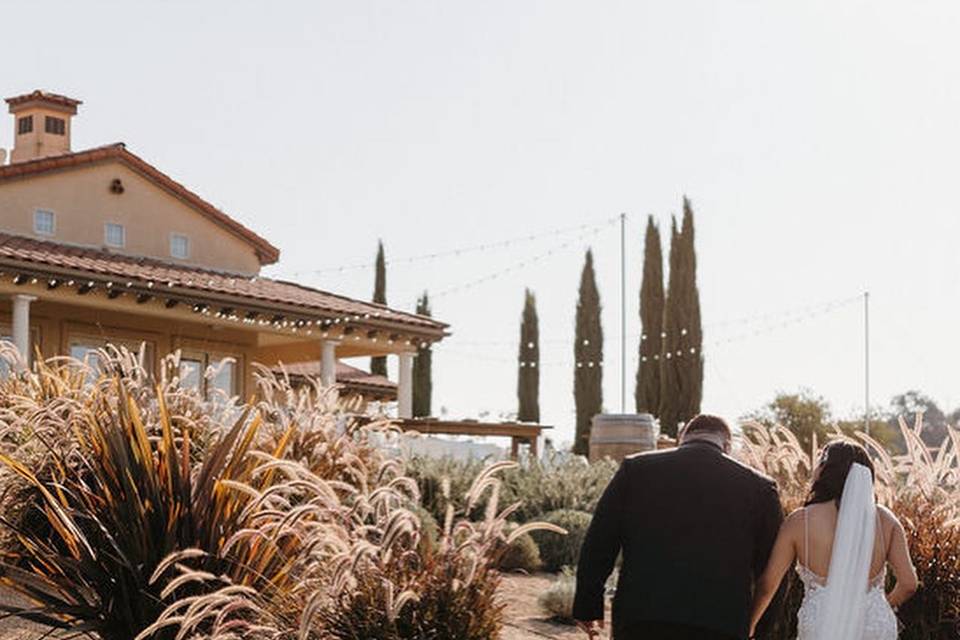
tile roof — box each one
[0,144,280,265]
[0,232,447,335]
[6,90,82,111]
[277,360,397,393]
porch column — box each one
[397,351,414,419]
[320,340,339,387]
[11,294,35,370]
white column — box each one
[11,294,35,370]
[320,340,339,387]
[397,351,414,419]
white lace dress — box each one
[795,509,899,640]
[796,564,898,639]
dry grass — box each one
[740,416,960,640]
[0,349,562,640]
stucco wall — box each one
[0,161,263,274]
[9,105,74,163]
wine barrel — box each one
[588,413,659,463]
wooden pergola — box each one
[393,418,551,460]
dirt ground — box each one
[499,573,609,640]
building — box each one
[0,90,447,416]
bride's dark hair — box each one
[805,441,875,506]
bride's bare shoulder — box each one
[782,507,806,533]
[877,504,904,529]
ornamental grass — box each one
[0,349,560,640]
[741,416,960,640]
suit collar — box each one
[680,438,725,454]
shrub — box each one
[531,509,592,572]
[741,418,960,640]
[406,451,617,525]
[538,568,577,624]
[497,523,542,572]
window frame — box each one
[177,348,241,399]
[170,233,190,259]
[17,116,33,135]
[33,209,55,236]
[67,334,156,374]
[104,222,126,248]
[44,116,66,136]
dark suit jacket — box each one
[572,440,784,640]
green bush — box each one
[531,509,593,572]
[538,568,577,624]
[405,452,617,525]
[411,502,440,555]
[497,523,541,572]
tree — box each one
[635,216,664,415]
[748,389,907,454]
[573,250,603,456]
[888,390,948,447]
[370,241,387,377]
[517,289,540,423]
[658,197,704,437]
[412,292,432,417]
[747,389,832,453]
[680,197,704,420]
[658,218,683,437]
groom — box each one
[573,414,783,639]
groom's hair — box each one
[682,414,732,442]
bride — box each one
[749,441,918,640]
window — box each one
[104,223,125,248]
[70,343,102,371]
[33,209,55,236]
[170,233,190,259]
[17,116,33,135]
[179,357,204,392]
[68,336,154,378]
[210,358,237,397]
[44,116,65,135]
[178,352,239,399]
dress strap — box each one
[876,510,886,563]
[804,507,810,567]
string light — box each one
[279,215,622,277]
[0,270,436,349]
[427,220,616,300]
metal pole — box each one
[864,291,870,435]
[620,212,627,413]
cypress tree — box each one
[370,241,387,377]
[517,289,540,423]
[573,250,603,456]
[412,292,432,417]
[680,197,704,420]
[658,218,683,437]
[659,197,705,437]
[635,216,664,414]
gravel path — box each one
[498,573,609,640]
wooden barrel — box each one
[588,413,659,463]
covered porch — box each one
[0,233,447,416]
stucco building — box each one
[0,90,447,415]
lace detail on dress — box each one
[795,507,898,639]
[796,564,897,640]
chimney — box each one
[5,90,82,163]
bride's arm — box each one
[749,509,801,637]
[883,510,918,609]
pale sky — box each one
[4,1,959,446]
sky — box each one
[3,1,959,447]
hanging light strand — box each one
[279,215,622,277]
[421,218,618,300]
